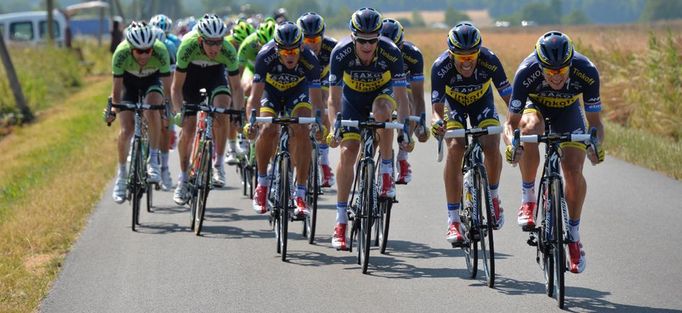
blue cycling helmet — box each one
[380,18,404,46]
[447,22,482,53]
[274,21,303,49]
[349,8,382,34]
[535,31,574,69]
[297,12,325,37]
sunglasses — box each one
[449,50,480,62]
[303,36,322,44]
[354,37,379,45]
[133,48,152,55]
[541,65,570,76]
[278,47,300,57]
[202,38,223,47]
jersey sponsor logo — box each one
[528,93,580,108]
[321,65,330,78]
[432,90,440,100]
[445,79,492,106]
[335,46,353,62]
[522,69,543,88]
[436,62,454,79]
[511,99,522,110]
[343,71,391,92]
[266,73,305,91]
[478,59,498,72]
[403,53,418,65]
[264,52,278,64]
[379,48,399,63]
[300,57,314,70]
[253,74,261,81]
[572,68,596,86]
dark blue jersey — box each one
[318,36,337,86]
[400,40,424,83]
[431,46,511,107]
[253,42,321,100]
[509,51,601,114]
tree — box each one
[445,6,471,26]
[520,2,560,25]
[411,10,425,27]
[640,0,682,21]
[277,0,320,19]
[562,9,590,25]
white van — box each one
[0,10,67,45]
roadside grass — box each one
[0,77,116,313]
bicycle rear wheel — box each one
[552,179,566,308]
[478,169,496,288]
[195,142,212,236]
[378,199,392,254]
[359,162,374,274]
[305,144,319,243]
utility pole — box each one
[0,36,33,122]
[47,0,54,46]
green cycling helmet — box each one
[256,19,276,44]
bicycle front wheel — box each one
[305,144,319,244]
[130,138,143,231]
[378,199,392,254]
[477,169,496,288]
[359,162,375,274]
[195,142,212,236]
[279,156,290,261]
[552,179,566,308]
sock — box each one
[569,219,580,242]
[447,203,461,225]
[161,152,169,168]
[228,140,237,152]
[178,171,188,183]
[397,147,408,161]
[117,164,127,177]
[380,158,392,174]
[296,184,306,198]
[150,149,160,165]
[258,173,269,187]
[489,183,499,200]
[216,154,224,165]
[336,202,348,224]
[319,144,329,165]
[522,181,536,203]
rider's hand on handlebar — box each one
[505,144,524,165]
[316,124,328,142]
[587,142,605,165]
[326,129,340,148]
[416,125,430,142]
[431,120,445,138]
[103,108,116,124]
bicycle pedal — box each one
[451,241,465,248]
[522,224,536,232]
[527,238,538,246]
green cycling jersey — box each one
[176,30,239,73]
[112,40,171,77]
[237,32,264,72]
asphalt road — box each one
[41,116,682,312]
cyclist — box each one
[106,21,171,204]
[297,12,337,187]
[380,18,430,185]
[326,8,412,250]
[237,18,276,97]
[150,23,179,191]
[243,22,324,217]
[430,22,511,244]
[273,7,288,24]
[150,14,180,50]
[223,19,256,165]
[504,31,605,274]
[171,14,244,204]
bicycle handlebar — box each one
[436,125,502,162]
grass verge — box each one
[0,77,116,313]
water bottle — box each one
[463,170,474,209]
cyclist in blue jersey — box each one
[380,18,430,185]
[326,8,412,250]
[150,14,181,49]
[243,22,324,217]
[297,12,338,188]
[504,31,605,274]
[430,22,511,243]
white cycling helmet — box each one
[125,21,156,49]
[150,14,173,34]
[197,14,227,38]
[151,26,166,41]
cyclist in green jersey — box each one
[237,18,276,97]
[106,21,171,204]
[171,14,244,204]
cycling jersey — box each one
[112,40,170,102]
[431,47,511,129]
[161,38,177,69]
[253,42,321,114]
[400,40,424,86]
[167,33,181,50]
[329,36,406,137]
[175,30,240,105]
[510,51,601,137]
[318,36,338,88]
[237,32,265,72]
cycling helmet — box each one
[150,14,173,33]
[197,14,227,38]
[151,26,166,41]
[447,22,481,53]
[380,18,404,46]
[125,21,156,49]
[274,21,303,49]
[256,19,276,44]
[297,12,325,37]
[349,8,382,34]
[273,8,288,23]
[535,31,574,69]
[231,20,255,43]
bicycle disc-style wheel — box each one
[552,179,566,308]
[279,156,290,261]
[378,199,392,254]
[478,169,496,288]
[305,145,319,243]
[195,142,212,236]
[359,163,374,274]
